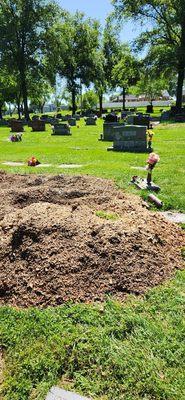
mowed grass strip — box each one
[0,118,184,211]
[0,270,185,400]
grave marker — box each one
[100,122,124,141]
[85,117,96,126]
[30,120,46,132]
[108,125,148,152]
[10,120,24,132]
[68,118,76,126]
[126,115,150,128]
[46,387,91,400]
[52,123,71,136]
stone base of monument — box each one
[46,387,91,400]
[131,176,161,192]
[52,124,71,136]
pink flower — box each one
[147,153,160,165]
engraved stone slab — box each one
[52,124,71,136]
[46,387,91,400]
[111,125,148,152]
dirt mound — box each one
[0,171,184,307]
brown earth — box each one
[0,171,184,307]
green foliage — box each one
[82,90,98,110]
[0,0,61,118]
[112,0,185,109]
[1,271,185,399]
[112,44,140,89]
[49,12,101,113]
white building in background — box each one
[104,91,173,109]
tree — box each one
[49,12,101,115]
[94,19,122,115]
[112,45,140,109]
[112,0,185,111]
[82,90,98,110]
[0,68,17,119]
[0,0,60,119]
[133,75,170,106]
[29,79,54,113]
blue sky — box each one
[57,0,143,43]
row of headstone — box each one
[126,115,150,129]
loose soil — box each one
[0,171,184,307]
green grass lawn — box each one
[0,118,184,211]
[1,271,185,400]
[0,117,185,400]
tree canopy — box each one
[112,0,185,110]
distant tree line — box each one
[0,0,183,120]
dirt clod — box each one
[0,171,184,307]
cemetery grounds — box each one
[0,113,185,399]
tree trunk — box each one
[176,65,184,111]
[176,17,185,111]
[99,93,103,117]
[0,104,3,119]
[122,87,126,110]
[22,77,29,120]
[17,98,21,119]
[19,53,29,120]
[72,87,76,115]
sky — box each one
[57,0,143,43]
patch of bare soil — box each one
[0,171,184,307]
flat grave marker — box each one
[46,387,91,400]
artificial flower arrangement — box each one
[10,133,22,142]
[146,153,160,185]
[28,156,40,167]
[147,153,160,169]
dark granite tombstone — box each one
[85,117,96,125]
[61,115,69,121]
[104,113,118,122]
[126,115,150,128]
[108,125,148,152]
[10,120,24,132]
[174,114,185,122]
[52,123,71,135]
[100,122,124,141]
[121,111,132,119]
[31,120,46,132]
[146,105,153,113]
[0,119,8,126]
[68,118,76,126]
[160,111,170,122]
[72,114,81,120]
